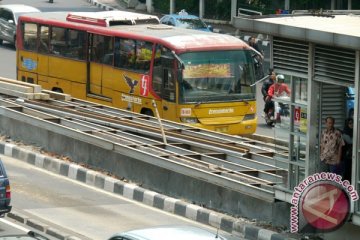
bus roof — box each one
[19,11,250,52]
[66,10,160,27]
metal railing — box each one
[238,8,262,17]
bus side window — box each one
[135,40,153,72]
[152,67,162,97]
[152,45,175,102]
[38,25,49,54]
[102,36,114,65]
[152,45,164,97]
[114,37,121,68]
[66,29,87,60]
[163,68,176,102]
[47,27,86,60]
[22,23,38,51]
[90,34,113,65]
[119,39,136,69]
[50,27,66,56]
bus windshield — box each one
[179,50,256,104]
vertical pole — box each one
[170,0,175,14]
[306,42,318,176]
[152,100,167,145]
[146,0,152,13]
[231,0,237,24]
[331,0,336,10]
[351,50,359,213]
[285,0,290,10]
[199,0,204,19]
[348,0,352,10]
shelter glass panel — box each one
[273,74,308,190]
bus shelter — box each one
[233,12,360,228]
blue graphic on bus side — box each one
[22,58,37,70]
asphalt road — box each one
[1,155,242,240]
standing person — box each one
[248,36,264,79]
[320,116,345,174]
[248,36,263,56]
[261,69,276,118]
[342,118,353,181]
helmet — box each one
[276,74,285,83]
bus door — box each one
[18,22,39,84]
[153,46,177,121]
[88,33,114,99]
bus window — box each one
[50,27,66,55]
[119,39,136,69]
[49,27,86,60]
[39,25,49,54]
[115,38,153,72]
[135,40,153,72]
[152,45,176,102]
[152,45,165,96]
[114,37,121,68]
[22,23,38,51]
[67,29,87,60]
[91,34,113,65]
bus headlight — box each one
[180,117,199,124]
[243,114,255,121]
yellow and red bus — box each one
[16,10,258,135]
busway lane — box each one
[0,96,289,193]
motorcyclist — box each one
[262,69,276,118]
[267,74,291,99]
[265,74,291,121]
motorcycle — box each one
[263,74,290,127]
[263,98,275,126]
[265,102,276,127]
[264,100,290,126]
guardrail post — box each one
[152,100,167,145]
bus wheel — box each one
[52,88,63,93]
[142,109,154,117]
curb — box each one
[1,141,299,240]
[7,211,80,240]
[87,0,117,11]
